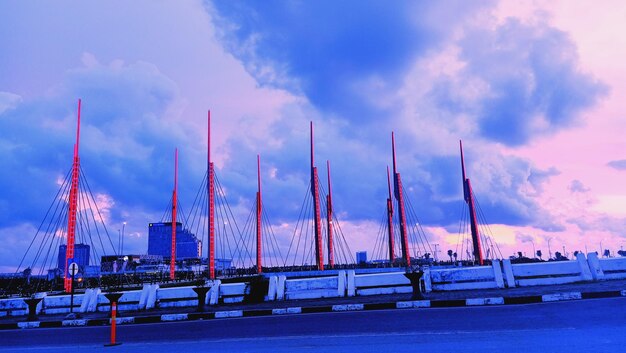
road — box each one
[1,297,625,352]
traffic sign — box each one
[68,262,79,277]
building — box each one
[57,244,90,274]
[356,251,367,264]
[148,222,200,259]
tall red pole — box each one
[64,99,81,293]
[170,148,178,281]
[392,132,411,267]
[310,122,324,271]
[386,166,395,263]
[460,141,484,265]
[256,154,263,274]
[326,160,334,269]
[208,111,215,279]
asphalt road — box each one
[1,297,625,352]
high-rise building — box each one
[58,244,90,273]
[148,222,200,259]
[356,251,367,265]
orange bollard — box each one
[104,292,123,347]
[110,301,117,344]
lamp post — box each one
[547,237,552,259]
[600,240,604,257]
[121,222,126,255]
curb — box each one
[3,289,625,330]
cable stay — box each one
[284,122,354,271]
[8,165,117,295]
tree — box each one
[453,252,458,261]
[447,250,453,262]
[618,250,626,257]
[517,251,523,259]
[536,250,542,260]
[604,249,611,257]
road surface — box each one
[1,297,625,352]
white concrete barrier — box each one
[220,283,247,303]
[338,270,346,297]
[427,261,504,292]
[277,275,286,300]
[146,284,159,309]
[354,272,411,296]
[207,280,221,305]
[79,288,100,313]
[157,287,196,308]
[587,252,604,280]
[0,297,27,317]
[502,259,516,288]
[347,270,356,297]
[266,276,278,301]
[593,256,626,280]
[508,253,592,287]
[42,294,84,314]
[285,276,340,300]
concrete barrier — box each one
[79,288,100,313]
[277,276,286,300]
[347,270,356,297]
[354,272,411,296]
[285,276,340,300]
[207,280,221,305]
[266,276,278,301]
[0,297,27,317]
[505,253,592,287]
[426,260,505,292]
[220,283,247,303]
[589,255,626,280]
[156,287,196,308]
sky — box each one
[1,0,626,272]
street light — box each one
[546,237,552,259]
[121,222,126,255]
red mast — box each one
[170,148,178,280]
[208,111,216,279]
[386,166,395,263]
[256,154,262,274]
[310,122,324,271]
[392,132,411,267]
[64,99,81,293]
[326,160,334,269]
[460,140,484,265]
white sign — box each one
[68,262,79,277]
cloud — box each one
[515,232,534,243]
[0,91,21,114]
[569,179,590,193]
[209,0,493,122]
[0,57,192,229]
[607,159,626,171]
[434,18,608,146]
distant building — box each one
[356,251,367,264]
[148,222,200,259]
[58,244,90,273]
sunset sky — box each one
[1,1,625,271]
